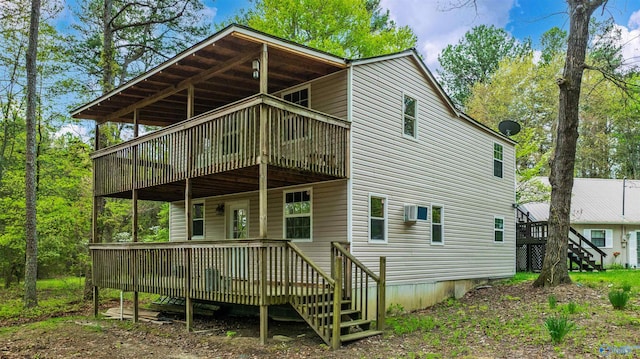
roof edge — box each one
[71,24,348,119]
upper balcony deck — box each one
[92,94,350,201]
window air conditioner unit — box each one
[404,204,418,223]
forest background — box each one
[1,0,639,290]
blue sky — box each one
[201,0,640,70]
[55,0,640,70]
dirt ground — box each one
[1,281,639,359]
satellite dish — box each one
[498,120,521,136]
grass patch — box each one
[544,316,575,344]
[608,290,630,310]
[548,294,558,309]
[386,314,437,335]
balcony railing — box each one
[92,94,350,197]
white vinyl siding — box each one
[276,70,348,119]
[583,228,613,248]
[350,55,515,284]
[168,180,347,272]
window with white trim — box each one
[283,87,309,107]
[584,229,613,248]
[403,94,417,138]
[494,216,504,242]
[431,205,443,244]
[192,202,204,239]
[284,189,312,241]
[494,143,503,178]
[369,195,387,242]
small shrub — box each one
[608,289,630,310]
[386,303,405,316]
[225,330,237,338]
[562,302,578,315]
[544,316,575,343]
[608,263,625,270]
[621,283,632,292]
[548,294,558,309]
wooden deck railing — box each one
[92,94,350,197]
[331,242,386,330]
[91,239,290,306]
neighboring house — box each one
[72,25,516,347]
[519,177,640,269]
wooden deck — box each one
[91,94,350,201]
[90,239,385,348]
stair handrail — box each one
[331,242,386,332]
[286,242,337,347]
[569,227,607,267]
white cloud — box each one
[613,23,640,70]
[55,122,92,143]
[380,0,515,70]
[629,9,640,30]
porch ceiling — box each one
[71,25,347,127]
[108,165,339,202]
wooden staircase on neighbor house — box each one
[516,208,607,272]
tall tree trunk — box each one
[533,0,605,287]
[24,0,42,308]
[102,0,114,93]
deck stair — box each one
[286,242,385,347]
[290,292,382,345]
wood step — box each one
[328,318,372,330]
[315,309,359,319]
[340,329,383,343]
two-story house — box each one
[72,25,516,348]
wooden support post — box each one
[186,248,193,332]
[332,256,343,350]
[258,44,269,239]
[184,178,193,332]
[132,109,139,323]
[259,246,268,345]
[93,286,99,318]
[92,123,100,318]
[185,178,192,240]
[187,84,195,119]
[377,257,386,331]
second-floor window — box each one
[403,94,417,138]
[494,143,503,178]
[283,87,310,141]
[283,87,309,107]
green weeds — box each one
[544,316,575,343]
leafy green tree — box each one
[234,0,417,58]
[437,24,532,107]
